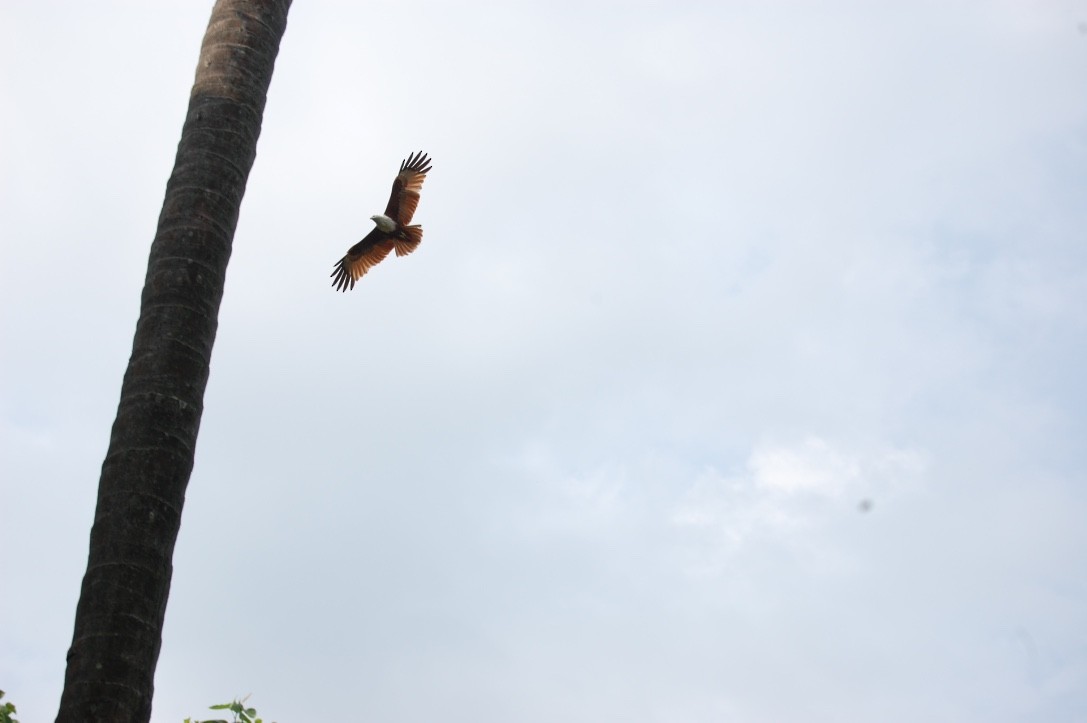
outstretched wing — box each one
[384,151,432,226]
[330,229,395,292]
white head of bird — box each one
[370,214,396,233]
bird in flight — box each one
[331,151,432,291]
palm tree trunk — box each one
[57,2,292,721]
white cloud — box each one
[750,436,861,496]
[671,437,928,576]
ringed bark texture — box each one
[57,2,292,722]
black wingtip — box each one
[330,260,354,292]
[401,150,432,174]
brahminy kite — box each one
[331,151,432,291]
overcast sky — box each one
[2,1,1086,721]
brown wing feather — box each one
[393,225,424,257]
[384,151,432,226]
[330,230,395,291]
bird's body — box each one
[331,151,432,291]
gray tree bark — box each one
[57,2,292,720]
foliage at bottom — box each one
[184,696,275,723]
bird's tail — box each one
[395,225,423,257]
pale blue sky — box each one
[2,2,1086,721]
